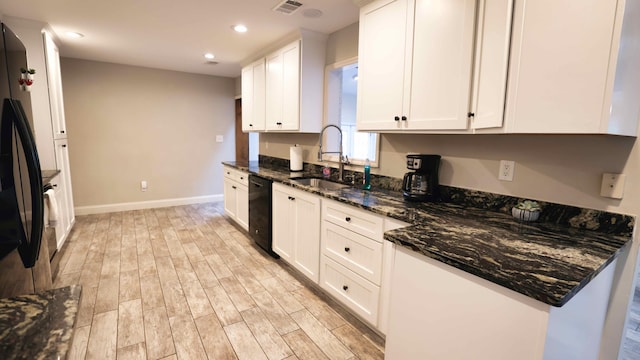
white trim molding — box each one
[75,194,223,215]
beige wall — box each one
[61,58,236,209]
[259,21,640,358]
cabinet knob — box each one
[401,116,407,121]
[227,172,230,175]
[467,112,475,118]
[276,122,282,126]
[342,285,349,291]
[62,144,67,148]
[249,124,253,127]
[288,196,295,201]
[344,247,350,252]
[61,130,65,134]
[394,116,400,121]
[240,177,244,180]
[232,185,237,189]
[52,184,58,187]
[345,217,351,222]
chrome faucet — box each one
[318,124,348,181]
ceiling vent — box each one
[273,0,303,15]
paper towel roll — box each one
[290,144,303,172]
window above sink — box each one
[323,56,380,167]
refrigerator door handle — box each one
[4,99,44,268]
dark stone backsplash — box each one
[259,155,635,237]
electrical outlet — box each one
[141,180,148,192]
[498,160,515,181]
[600,173,625,199]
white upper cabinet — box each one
[241,59,266,132]
[503,0,640,136]
[242,30,327,133]
[43,31,68,139]
[469,0,513,130]
[357,0,509,132]
[357,0,409,131]
[406,0,476,130]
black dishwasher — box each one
[248,175,278,258]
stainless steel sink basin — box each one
[289,177,350,191]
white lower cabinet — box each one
[319,198,409,332]
[222,166,248,231]
[385,246,617,360]
[52,139,75,249]
[272,183,321,282]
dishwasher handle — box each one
[250,180,264,188]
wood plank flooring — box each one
[57,202,384,360]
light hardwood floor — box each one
[56,202,384,360]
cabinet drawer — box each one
[320,256,380,326]
[323,199,383,240]
[223,166,249,185]
[322,221,382,285]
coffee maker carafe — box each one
[402,154,441,201]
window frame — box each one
[322,56,380,168]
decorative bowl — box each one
[512,207,540,222]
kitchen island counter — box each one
[0,285,81,359]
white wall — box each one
[60,58,236,211]
[258,21,640,359]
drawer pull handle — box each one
[232,186,237,189]
[342,285,349,291]
[288,196,295,201]
[344,247,350,252]
[345,217,351,222]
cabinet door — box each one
[266,51,284,130]
[504,0,618,133]
[406,0,476,130]
[223,178,238,219]
[241,65,254,132]
[242,59,266,132]
[43,32,67,139]
[356,0,409,131]
[54,139,74,237]
[281,41,301,131]
[236,183,249,231]
[292,189,321,282]
[252,60,266,131]
[272,184,295,262]
[50,176,67,249]
[470,0,513,130]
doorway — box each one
[235,98,248,162]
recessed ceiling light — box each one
[66,32,84,39]
[204,53,215,60]
[233,24,248,33]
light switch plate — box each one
[600,173,625,199]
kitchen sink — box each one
[289,177,350,191]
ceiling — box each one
[0,0,360,78]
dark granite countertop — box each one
[0,285,81,359]
[41,169,61,185]
[223,161,631,307]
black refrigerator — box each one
[0,22,51,298]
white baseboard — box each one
[75,194,224,215]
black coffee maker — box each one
[402,154,441,201]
